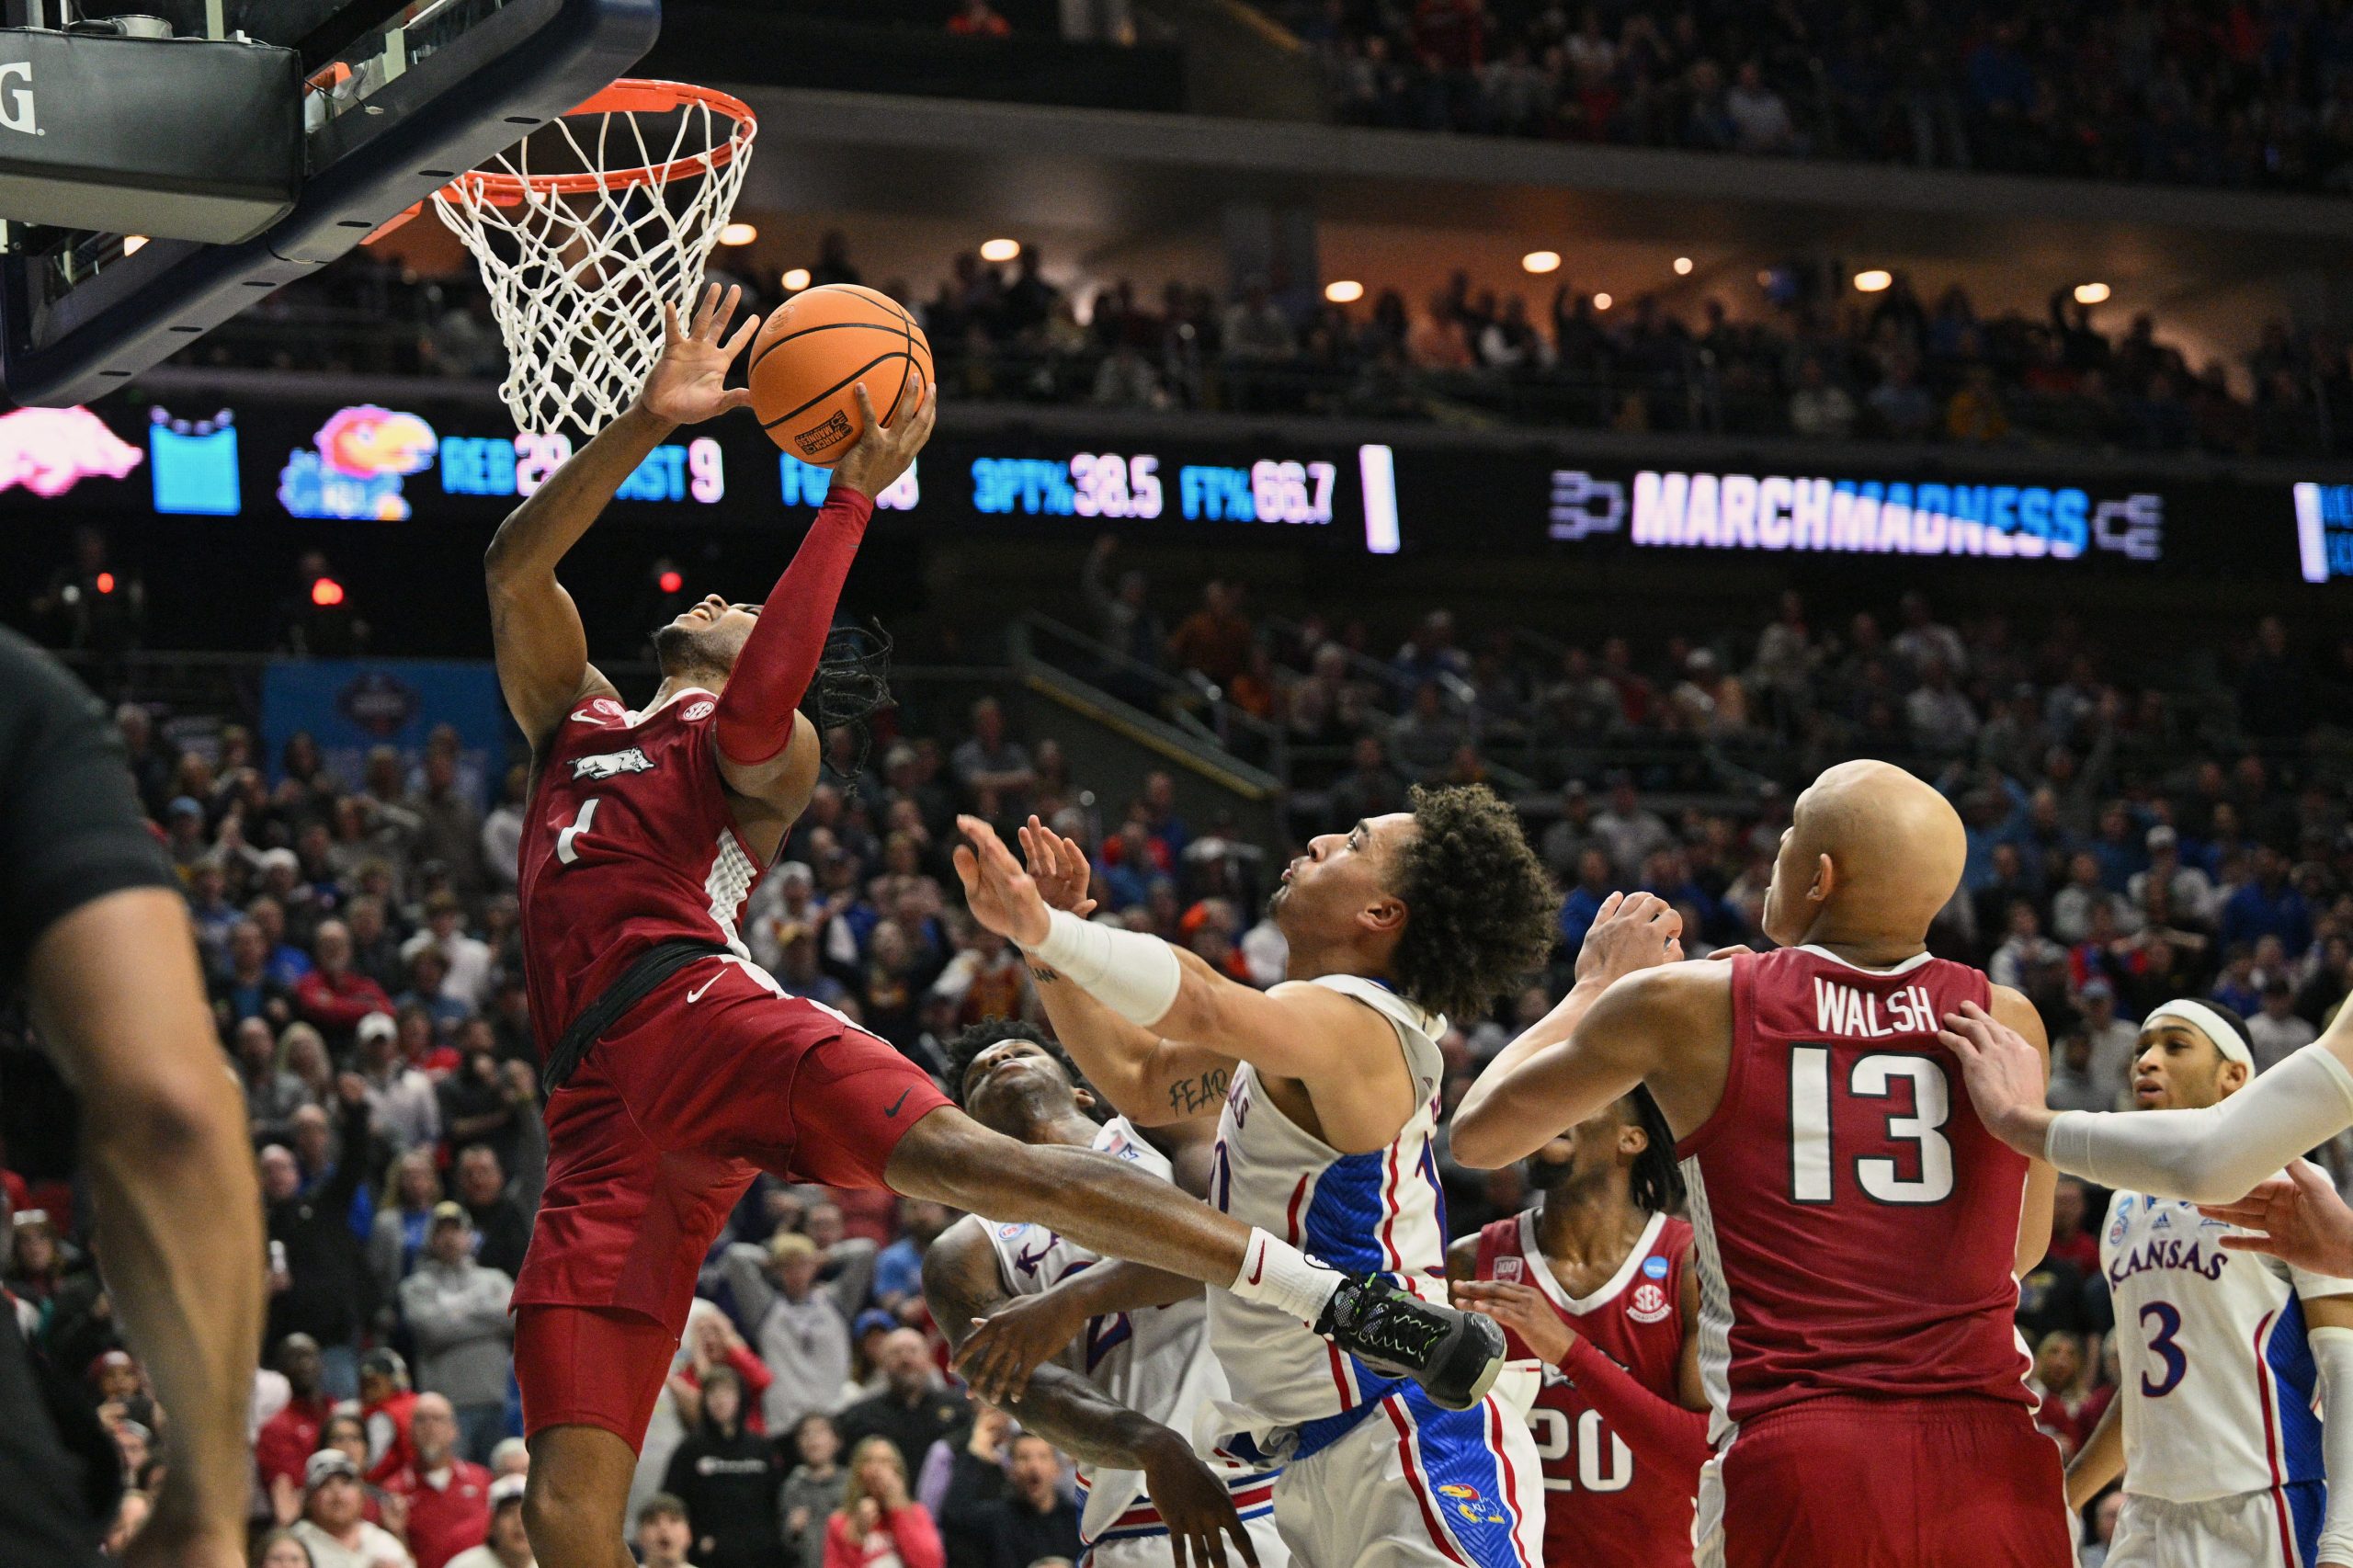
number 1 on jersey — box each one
[1789,1046,1956,1205]
[556,797,600,865]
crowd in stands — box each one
[171,233,2353,460]
[1267,0,2353,193]
[7,567,2353,1563]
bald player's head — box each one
[1761,760,1966,950]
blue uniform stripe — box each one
[1396,1384,1531,1568]
[2283,1479,2325,1568]
[1300,1150,1395,1276]
[2265,1299,2327,1483]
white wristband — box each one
[2313,1324,2353,1563]
[1026,907,1184,1028]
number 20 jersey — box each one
[2099,1172,2353,1503]
[1676,946,2037,1443]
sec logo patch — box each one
[683,699,716,722]
[1628,1282,1673,1324]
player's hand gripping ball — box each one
[747,284,934,465]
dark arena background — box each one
[3,2,2353,1566]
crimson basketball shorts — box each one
[1698,1395,2073,1568]
[512,954,949,1447]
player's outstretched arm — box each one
[1948,1003,2353,1205]
[922,1221,1257,1568]
[486,285,755,744]
[1014,818,1238,1127]
[956,816,1385,1089]
[2301,1291,2353,1568]
[950,1259,1202,1407]
[710,377,934,806]
[1449,894,1695,1169]
[2201,1162,2353,1277]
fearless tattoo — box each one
[1166,1068,1231,1117]
[1028,963,1063,983]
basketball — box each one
[745,284,934,465]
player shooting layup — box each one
[489,288,1504,1567]
[1451,760,2069,1567]
[947,808,1558,1568]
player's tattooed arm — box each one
[922,1221,1258,1568]
[1165,1066,1231,1119]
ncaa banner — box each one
[261,659,506,809]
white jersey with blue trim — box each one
[1204,973,1450,1447]
[2099,1165,2353,1504]
[980,1117,1275,1547]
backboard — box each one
[0,0,657,406]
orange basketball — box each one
[745,284,934,464]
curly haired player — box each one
[948,791,1558,1568]
[490,287,1506,1568]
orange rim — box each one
[442,78,756,207]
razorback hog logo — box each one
[570,747,654,780]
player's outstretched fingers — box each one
[1706,944,1756,961]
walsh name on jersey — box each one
[1810,979,1938,1038]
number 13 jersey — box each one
[2099,1172,2353,1503]
[1676,946,2038,1445]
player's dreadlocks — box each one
[1627,1085,1686,1216]
[801,621,893,787]
[1387,783,1559,1022]
[940,1017,1100,1119]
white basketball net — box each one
[432,83,756,439]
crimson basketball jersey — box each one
[517,686,764,1052]
[1677,946,2036,1443]
[1475,1209,1697,1566]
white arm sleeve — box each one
[2313,1324,2353,1563]
[2043,1042,2353,1204]
[1024,907,1184,1028]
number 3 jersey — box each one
[1474,1209,1698,1565]
[517,686,764,1054]
[1677,946,2038,1443]
[2099,1170,2353,1503]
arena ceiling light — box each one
[2075,281,2112,305]
[781,267,811,291]
[122,235,147,256]
[718,222,757,246]
[1593,291,1613,311]
[980,238,1021,263]
[1853,269,1893,292]
[1521,250,1562,275]
[1673,256,1693,275]
[1324,279,1365,303]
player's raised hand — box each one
[1018,814,1098,917]
[639,283,758,424]
[953,1288,1088,1405]
[1574,891,1685,988]
[1450,1278,1574,1366]
[953,815,1051,949]
[834,376,937,502]
[2200,1161,2353,1278]
[1939,1001,2051,1155]
[1140,1429,1260,1568]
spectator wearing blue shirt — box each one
[2087,802,2148,893]
[1946,772,2031,892]
[2220,846,2313,956]
[1558,847,1614,955]
[872,1200,955,1317]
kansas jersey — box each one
[982,1118,1279,1550]
[1206,974,1450,1444]
[1476,1210,1698,1565]
[1677,946,2038,1447]
[2100,1166,2353,1504]
[517,686,764,1053]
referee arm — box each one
[5,632,261,1568]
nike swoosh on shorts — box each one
[687,974,721,1004]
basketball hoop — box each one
[426,79,756,438]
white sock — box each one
[1229,1228,1344,1324]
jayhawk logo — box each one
[1435,1483,1506,1525]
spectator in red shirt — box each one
[294,919,396,1049]
[2043,1175,2100,1276]
[387,1392,494,1568]
[670,1308,776,1437]
[946,0,1010,37]
[360,1347,421,1486]
[256,1333,334,1496]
